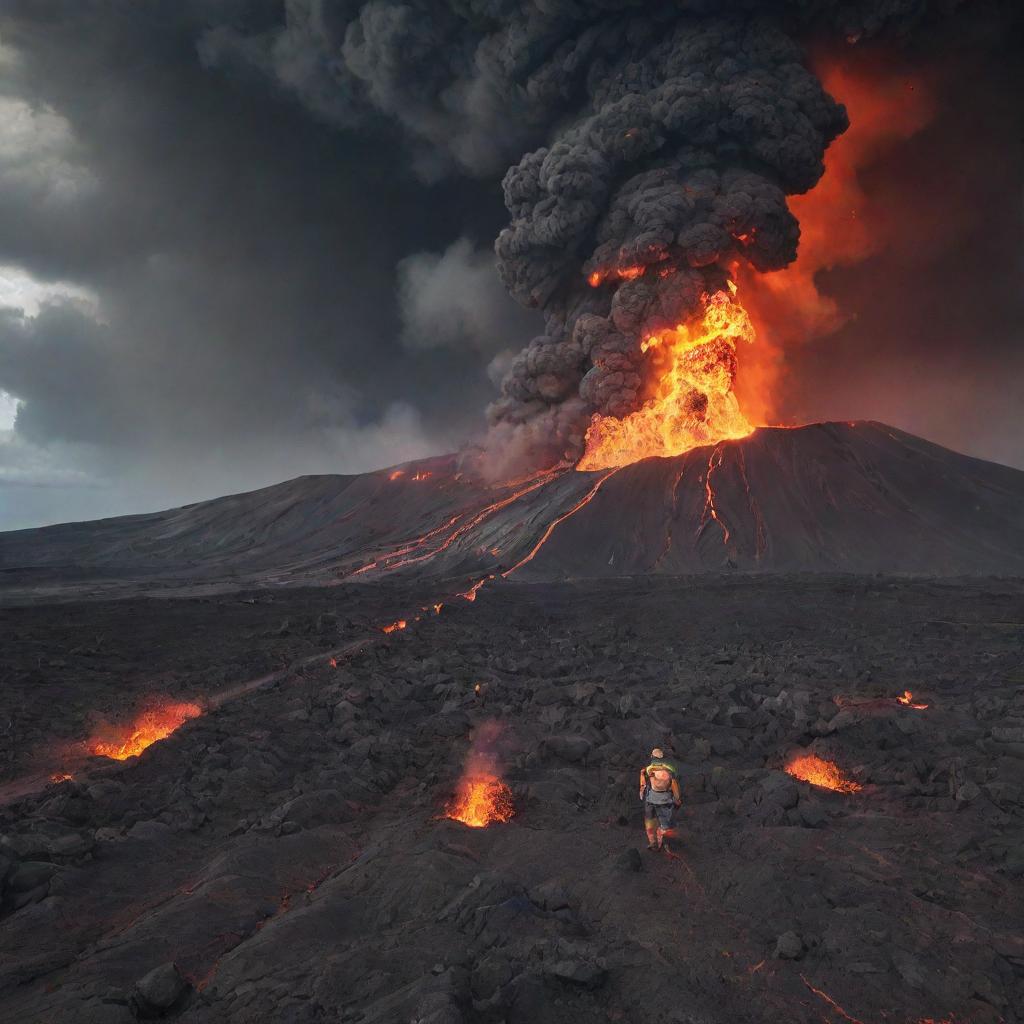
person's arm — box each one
[638,768,647,800]
[671,775,681,806]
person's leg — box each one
[643,803,659,848]
[655,803,675,847]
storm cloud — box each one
[0,1,1020,529]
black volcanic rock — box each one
[2,423,1023,603]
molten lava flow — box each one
[800,976,867,1024]
[350,465,567,579]
[90,702,202,761]
[502,468,620,577]
[381,619,407,634]
[388,469,405,481]
[578,292,756,470]
[785,754,862,793]
[50,772,73,783]
[897,690,929,709]
[446,774,514,828]
[411,471,432,481]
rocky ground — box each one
[1,574,1023,1023]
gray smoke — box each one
[202,0,946,468]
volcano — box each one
[2,421,1022,602]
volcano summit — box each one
[2,421,1022,604]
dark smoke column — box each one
[201,0,943,472]
[489,12,848,469]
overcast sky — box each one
[0,3,1020,532]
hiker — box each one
[639,747,681,850]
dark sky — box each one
[0,2,1020,531]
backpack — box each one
[647,765,673,793]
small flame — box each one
[388,469,405,481]
[90,702,202,761]
[328,657,337,668]
[381,619,407,634]
[445,773,514,828]
[785,754,862,793]
[50,772,73,783]
[411,471,432,481]
[897,690,929,709]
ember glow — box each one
[785,754,862,793]
[89,702,202,761]
[380,619,407,634]
[897,690,929,709]
[411,471,432,481]
[445,774,515,828]
[577,292,756,470]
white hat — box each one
[651,747,664,758]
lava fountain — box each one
[785,753,862,793]
[445,720,514,828]
[578,290,757,471]
[89,702,202,761]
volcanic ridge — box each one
[2,421,1023,605]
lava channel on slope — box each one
[88,701,203,761]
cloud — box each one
[397,238,538,355]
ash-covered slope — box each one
[2,422,1023,599]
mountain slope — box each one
[2,422,1023,598]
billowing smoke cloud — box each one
[204,0,950,471]
[397,238,537,357]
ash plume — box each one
[203,0,951,470]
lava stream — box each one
[701,445,731,547]
[501,468,620,578]
[353,466,567,578]
[89,702,203,761]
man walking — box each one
[639,747,681,851]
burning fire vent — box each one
[89,702,202,761]
[444,720,514,829]
[446,775,515,829]
[785,754,862,793]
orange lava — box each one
[800,975,867,1024]
[49,772,73,783]
[89,702,202,761]
[381,619,407,634]
[458,575,494,601]
[577,292,756,470]
[897,690,929,709]
[445,773,515,828]
[785,754,862,793]
[388,469,405,481]
[411,471,432,481]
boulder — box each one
[548,959,607,989]
[774,932,804,960]
[134,962,189,1016]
